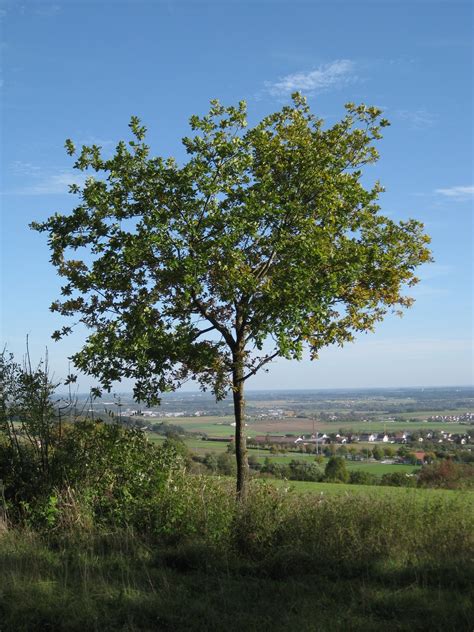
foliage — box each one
[216,452,237,476]
[380,472,417,488]
[288,459,322,481]
[0,349,69,506]
[417,460,474,490]
[371,445,383,460]
[31,95,432,495]
[324,456,349,483]
[349,470,378,486]
[0,350,184,529]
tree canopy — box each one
[32,94,431,495]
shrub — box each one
[216,453,236,476]
[349,470,378,486]
[153,473,235,546]
[417,460,474,490]
[324,457,349,483]
[380,472,417,487]
[288,460,322,482]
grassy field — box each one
[259,458,419,475]
[1,529,472,632]
[268,478,474,499]
[149,433,422,477]
[1,479,473,631]
[149,414,473,437]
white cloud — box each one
[77,136,115,148]
[435,185,474,201]
[27,172,87,195]
[6,170,87,196]
[10,160,42,176]
[396,108,436,129]
[265,59,356,96]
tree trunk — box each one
[232,349,248,500]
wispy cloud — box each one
[435,185,474,201]
[10,160,42,176]
[264,59,356,97]
[4,168,87,196]
[23,172,87,195]
[79,136,114,146]
[396,108,436,129]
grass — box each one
[251,454,419,473]
[1,534,472,631]
[269,478,474,498]
[1,480,473,631]
[150,434,421,477]
[146,415,473,438]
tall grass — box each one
[1,476,473,631]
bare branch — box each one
[190,324,217,341]
[242,351,279,381]
[190,292,235,349]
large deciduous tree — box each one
[32,94,431,498]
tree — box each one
[336,445,348,458]
[324,456,349,483]
[371,445,384,461]
[203,452,218,473]
[383,446,395,458]
[31,94,431,499]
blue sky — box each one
[1,0,473,391]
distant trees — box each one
[417,460,474,490]
[381,472,417,488]
[349,470,378,486]
[324,457,349,483]
[371,445,384,460]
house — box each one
[413,451,426,464]
[376,433,389,443]
[359,433,377,442]
[295,433,329,445]
[253,435,297,445]
[393,431,409,444]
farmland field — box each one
[268,478,474,499]
[144,414,472,437]
[149,433,424,476]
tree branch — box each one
[190,324,217,341]
[242,351,279,381]
[190,292,235,349]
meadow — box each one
[148,414,472,437]
[1,478,473,631]
[2,379,473,631]
[270,478,473,497]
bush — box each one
[380,472,417,487]
[0,349,185,530]
[349,470,378,486]
[288,460,322,482]
[216,452,237,476]
[417,460,474,490]
[324,457,349,483]
[152,473,235,546]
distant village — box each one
[247,429,472,447]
